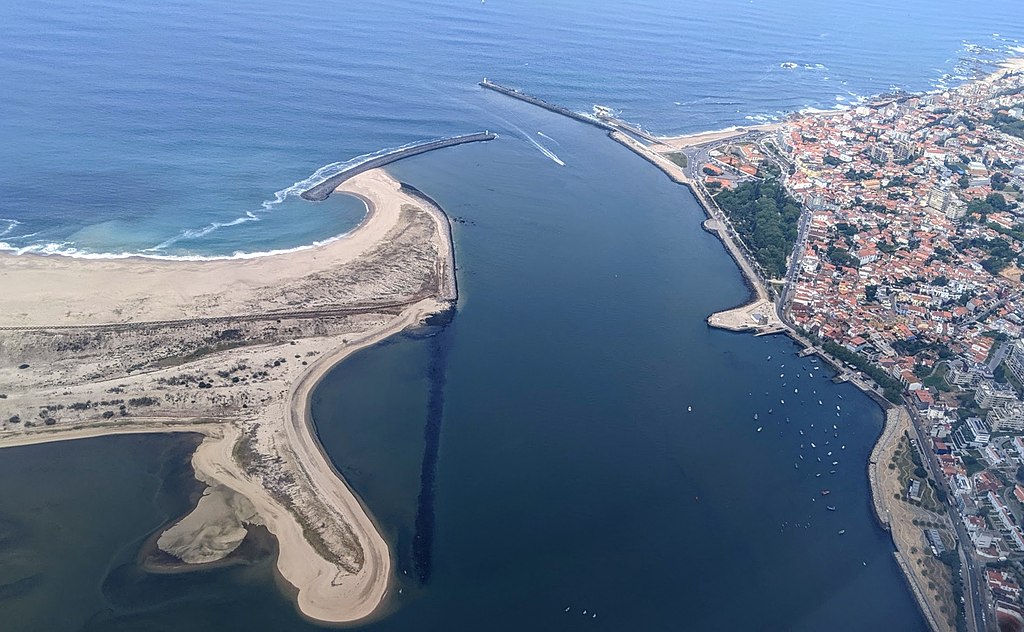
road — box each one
[905,405,989,632]
[680,130,766,183]
[763,147,990,632]
[962,289,1024,327]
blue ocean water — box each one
[0,0,1021,257]
[1,2,1023,630]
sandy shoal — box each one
[0,167,454,623]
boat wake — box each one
[526,134,565,166]
[536,131,561,146]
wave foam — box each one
[0,218,20,238]
[0,217,364,261]
[7,141,446,261]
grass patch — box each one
[148,340,253,370]
[892,435,941,512]
[666,152,688,168]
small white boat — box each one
[757,426,763,432]
[811,442,816,448]
[838,529,846,535]
[818,400,823,405]
[688,406,692,412]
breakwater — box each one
[479,79,616,132]
[300,132,496,201]
[600,116,660,142]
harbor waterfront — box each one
[2,0,1024,630]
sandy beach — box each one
[651,122,783,152]
[0,168,455,623]
[0,169,451,327]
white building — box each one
[1006,340,1024,384]
[966,416,991,446]
[989,402,1024,433]
[976,381,1019,409]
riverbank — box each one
[607,106,952,629]
[870,407,956,632]
[605,127,784,333]
[0,168,456,624]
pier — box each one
[301,132,496,201]
[598,115,660,143]
[479,79,616,132]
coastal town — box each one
[0,49,1021,630]
[672,60,1024,632]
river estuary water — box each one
[2,0,1023,629]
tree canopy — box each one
[714,179,802,278]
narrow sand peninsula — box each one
[0,168,456,623]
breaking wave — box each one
[0,139,459,261]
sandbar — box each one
[0,168,456,623]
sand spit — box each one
[0,169,455,623]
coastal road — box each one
[777,207,812,325]
[906,406,988,632]
[680,130,766,183]
[771,197,990,631]
[762,132,988,632]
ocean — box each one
[1,0,1021,629]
